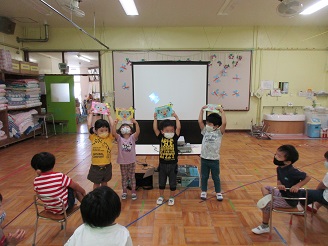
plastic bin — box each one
[307,118,321,138]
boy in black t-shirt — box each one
[153,112,181,206]
[252,145,311,235]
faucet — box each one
[294,107,298,115]
[271,107,275,115]
[282,107,286,115]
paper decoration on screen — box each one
[210,54,217,61]
[232,90,240,97]
[120,64,127,72]
[125,58,131,66]
[92,102,110,115]
[211,89,219,97]
[205,104,222,113]
[213,74,220,83]
[122,82,129,90]
[233,74,241,83]
[116,107,134,123]
[155,103,173,119]
[220,91,228,98]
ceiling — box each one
[1,0,328,29]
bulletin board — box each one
[113,50,251,111]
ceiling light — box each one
[77,54,90,62]
[300,0,328,15]
[119,0,139,16]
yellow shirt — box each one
[89,134,114,165]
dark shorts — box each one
[87,163,112,184]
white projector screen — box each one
[132,62,208,120]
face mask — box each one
[273,157,286,166]
[164,133,174,139]
[0,211,6,225]
[205,125,215,132]
[121,127,131,135]
[98,132,109,138]
[324,161,328,169]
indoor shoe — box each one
[200,192,207,200]
[216,193,223,201]
[131,193,137,200]
[251,224,270,234]
[121,193,127,200]
[307,203,318,214]
[256,194,272,209]
[168,197,175,206]
[156,196,164,205]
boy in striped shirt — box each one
[31,152,86,214]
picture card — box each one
[92,101,110,115]
[116,107,134,123]
[155,103,173,119]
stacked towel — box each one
[0,84,8,110]
[0,120,7,141]
[8,109,40,138]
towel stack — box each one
[0,83,8,110]
[0,120,7,141]
[8,109,40,138]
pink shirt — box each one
[116,134,137,164]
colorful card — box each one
[91,101,110,115]
[116,107,134,123]
[155,103,173,119]
[205,104,222,113]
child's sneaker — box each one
[168,197,175,206]
[200,192,207,200]
[156,196,164,205]
[216,193,223,201]
[256,194,272,209]
[121,193,127,200]
[251,224,270,234]
[307,203,318,213]
[131,193,137,200]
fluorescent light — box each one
[77,55,90,62]
[119,0,139,16]
[300,0,328,15]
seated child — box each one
[31,152,86,214]
[306,150,328,213]
[65,186,133,246]
[252,144,311,234]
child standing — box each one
[65,186,133,246]
[252,145,311,234]
[112,118,140,200]
[153,112,181,206]
[306,150,328,213]
[31,152,86,214]
[87,109,114,190]
[198,105,226,201]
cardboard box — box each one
[11,59,20,73]
[177,165,200,188]
[19,61,30,74]
[29,62,39,74]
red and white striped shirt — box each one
[33,172,72,214]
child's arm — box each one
[290,174,311,193]
[316,181,327,190]
[132,118,140,138]
[198,106,207,130]
[172,112,181,136]
[69,180,86,197]
[219,107,227,134]
[111,119,119,139]
[153,113,160,136]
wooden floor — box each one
[0,128,328,246]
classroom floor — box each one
[0,131,327,246]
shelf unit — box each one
[0,70,42,148]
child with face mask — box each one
[153,112,181,206]
[305,151,328,213]
[87,108,114,190]
[198,105,226,201]
[112,119,140,200]
[252,145,311,235]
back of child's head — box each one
[324,151,328,160]
[206,113,222,127]
[81,186,121,227]
[117,123,134,137]
[159,119,175,131]
[31,152,56,172]
[90,119,110,134]
[277,145,299,164]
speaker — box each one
[0,17,16,35]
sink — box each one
[263,114,306,121]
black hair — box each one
[324,151,328,160]
[159,119,175,131]
[0,193,2,202]
[206,113,222,127]
[80,186,121,227]
[277,145,299,164]
[89,119,110,134]
[31,152,56,172]
[117,123,134,137]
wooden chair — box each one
[269,188,308,241]
[32,194,80,246]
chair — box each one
[32,194,80,246]
[269,188,308,241]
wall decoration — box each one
[122,82,129,90]
[88,67,99,82]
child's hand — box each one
[107,108,111,115]
[289,185,300,193]
[202,105,208,110]
[6,229,26,245]
[172,111,177,118]
[131,118,137,124]
[277,185,286,191]
[154,113,157,119]
[219,106,224,113]
[114,119,119,125]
